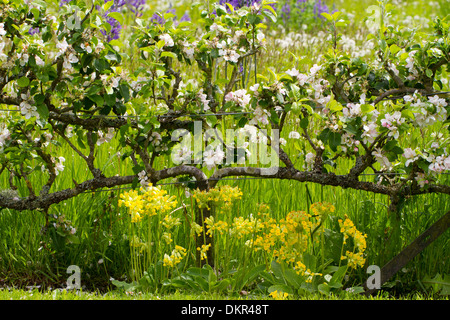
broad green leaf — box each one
[361,104,375,113]
[300,116,309,130]
[17,76,30,87]
[161,51,177,59]
[389,44,401,55]
[103,0,114,12]
[36,104,49,120]
[108,12,123,25]
[321,12,333,21]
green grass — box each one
[1,286,446,300]
[0,0,449,299]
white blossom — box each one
[160,34,174,47]
[288,131,300,139]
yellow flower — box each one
[119,184,177,223]
[191,222,203,237]
[162,232,173,244]
[162,215,181,230]
[269,290,289,300]
[345,251,366,269]
[231,216,257,239]
[163,245,187,267]
[197,243,211,261]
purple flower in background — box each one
[180,11,191,22]
[313,0,333,17]
[151,7,191,26]
[101,0,146,42]
[59,0,73,6]
[295,0,336,19]
[28,27,40,35]
[151,12,166,25]
[218,0,262,9]
[281,2,291,21]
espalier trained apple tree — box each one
[0,0,449,265]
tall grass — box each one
[0,0,448,296]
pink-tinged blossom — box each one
[415,172,429,188]
[225,89,251,108]
[372,148,392,170]
[197,89,210,111]
[288,131,301,139]
[249,107,269,126]
[380,111,405,139]
[160,34,174,47]
[428,95,448,108]
[203,145,225,170]
[172,146,193,165]
[403,148,418,167]
[309,64,322,77]
[428,154,450,173]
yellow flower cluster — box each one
[163,245,187,268]
[269,290,289,300]
[338,215,367,269]
[119,183,178,223]
[230,216,259,239]
[252,207,328,264]
[129,235,147,252]
[162,215,181,230]
[192,185,243,211]
[343,251,366,269]
[310,202,335,220]
[205,216,229,237]
[294,261,323,283]
[197,243,212,261]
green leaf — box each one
[335,19,347,27]
[361,104,375,113]
[119,83,130,102]
[36,104,49,120]
[34,94,46,105]
[321,12,333,21]
[318,283,330,295]
[103,0,114,12]
[17,76,30,87]
[328,99,343,112]
[88,95,104,107]
[160,51,177,59]
[332,11,342,20]
[300,117,309,130]
[389,44,401,55]
[108,12,123,25]
[329,265,347,287]
[284,269,302,289]
[270,260,285,282]
[241,264,266,288]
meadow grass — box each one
[1,286,446,300]
[0,0,449,299]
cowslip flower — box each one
[197,243,211,261]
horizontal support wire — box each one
[1,90,449,117]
